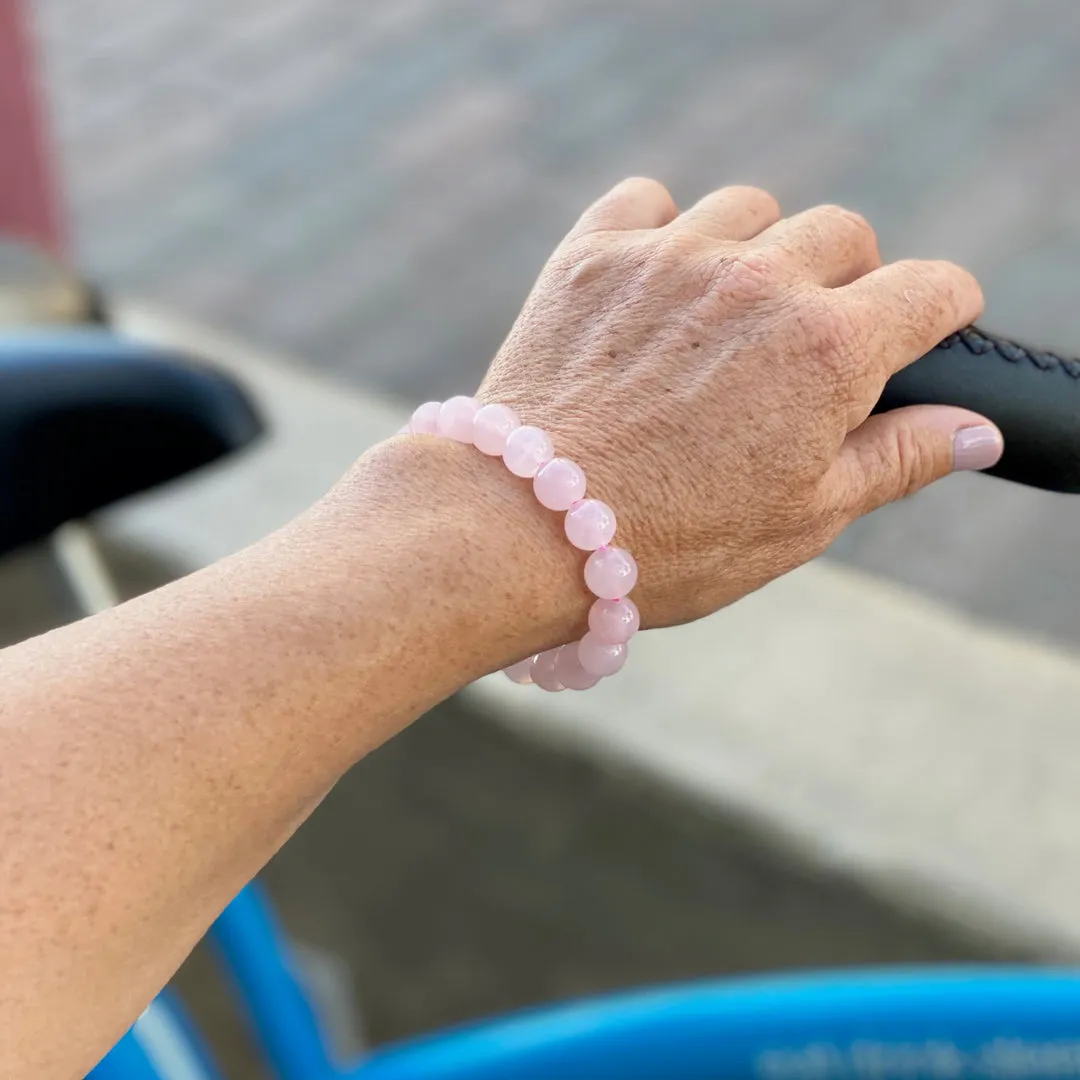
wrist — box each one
[323,434,589,681]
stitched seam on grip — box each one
[954,328,1080,380]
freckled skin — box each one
[0,180,997,1080]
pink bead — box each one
[409,400,441,435]
[585,546,638,600]
[503,657,536,685]
[564,499,616,550]
[473,403,520,456]
[577,632,627,677]
[534,458,587,511]
[438,396,480,442]
[530,649,565,692]
[503,425,554,478]
[554,643,601,691]
[588,598,640,644]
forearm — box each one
[0,437,582,1080]
[1,176,994,1080]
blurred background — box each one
[7,1,1080,1075]
[29,0,1080,645]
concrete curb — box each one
[477,568,1080,959]
[104,302,1080,958]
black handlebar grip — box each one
[874,327,1080,494]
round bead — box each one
[534,458,587,511]
[473,403,520,456]
[438,396,480,442]
[503,425,554,478]
[530,649,565,692]
[553,643,601,691]
[588,597,640,644]
[503,657,536,685]
[577,632,627,677]
[564,499,616,550]
[409,400,441,435]
[585,546,638,600]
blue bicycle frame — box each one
[92,880,1080,1080]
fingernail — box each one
[953,425,1004,472]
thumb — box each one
[831,405,1004,515]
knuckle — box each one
[893,261,960,336]
[893,258,936,292]
[899,260,952,304]
[652,228,705,265]
[706,249,780,303]
[551,235,622,288]
[892,425,936,498]
[616,174,669,198]
[611,175,678,219]
[813,205,879,265]
[574,176,676,236]
[822,205,880,265]
[642,230,723,291]
[817,203,874,237]
[868,424,936,502]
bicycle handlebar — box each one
[877,327,1080,493]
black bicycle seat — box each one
[0,329,264,554]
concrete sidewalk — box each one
[102,302,1080,965]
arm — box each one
[0,437,583,1079]
[0,180,1002,1080]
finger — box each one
[829,404,1003,515]
[676,185,781,241]
[842,259,985,378]
[569,177,679,237]
[754,204,881,287]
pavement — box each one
[29,0,1080,649]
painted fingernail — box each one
[953,425,1004,472]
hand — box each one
[478,178,1001,628]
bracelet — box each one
[405,396,640,692]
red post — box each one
[0,0,65,254]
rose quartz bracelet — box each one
[405,395,640,692]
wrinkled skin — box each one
[480,179,994,627]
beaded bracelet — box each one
[403,395,640,692]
